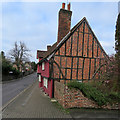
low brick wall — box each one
[54,81,98,108]
[54,81,119,109]
[64,86,98,108]
[54,81,65,107]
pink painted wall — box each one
[43,79,53,98]
[37,58,42,73]
[39,77,43,88]
[37,58,53,98]
[50,79,53,98]
[39,61,49,78]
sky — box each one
[1,1,119,62]
[118,1,120,13]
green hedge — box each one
[11,67,20,76]
[106,92,120,103]
[67,81,108,106]
[2,59,20,76]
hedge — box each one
[67,81,108,106]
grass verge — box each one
[52,101,70,114]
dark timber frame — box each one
[51,19,109,83]
[82,58,85,81]
[39,18,109,84]
[82,22,85,57]
[70,57,73,80]
[88,58,91,80]
[87,31,89,57]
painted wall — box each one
[37,59,53,98]
[43,79,53,98]
[39,61,49,78]
[37,58,42,73]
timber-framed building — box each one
[37,3,109,98]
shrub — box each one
[67,81,108,106]
[11,67,20,76]
[2,58,20,76]
[106,92,120,103]
[2,59,12,75]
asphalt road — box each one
[2,72,37,106]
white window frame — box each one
[39,74,41,82]
[43,78,48,88]
[42,62,45,70]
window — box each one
[42,62,45,70]
[39,74,41,82]
[43,78,48,88]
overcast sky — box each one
[1,2,118,62]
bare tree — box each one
[9,41,31,71]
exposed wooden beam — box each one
[82,22,85,57]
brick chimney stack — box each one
[62,2,65,9]
[67,3,70,11]
[47,45,51,51]
[57,3,72,44]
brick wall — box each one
[57,9,72,44]
[54,81,119,109]
[54,81,65,107]
[54,81,98,108]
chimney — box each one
[57,3,72,44]
[67,3,70,11]
[62,3,65,9]
[47,45,51,51]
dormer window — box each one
[42,62,45,70]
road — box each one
[2,72,37,106]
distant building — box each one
[24,62,32,71]
[13,64,18,70]
[13,62,32,72]
[12,63,22,72]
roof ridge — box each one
[37,50,47,52]
[84,18,109,60]
[38,17,87,63]
[38,17,109,63]
[70,17,86,32]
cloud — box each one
[2,2,61,62]
[71,2,117,55]
[2,2,118,62]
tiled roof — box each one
[42,42,57,59]
[37,50,47,58]
[37,42,57,59]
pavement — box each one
[2,80,71,118]
[69,108,120,120]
